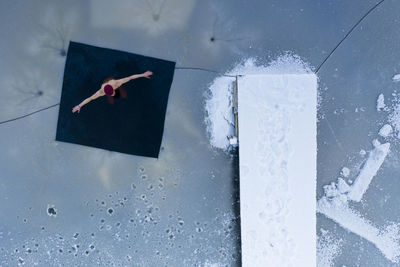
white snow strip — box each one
[347,142,390,202]
[204,77,236,150]
[238,74,317,267]
[376,93,386,111]
[317,197,400,262]
[379,124,393,138]
[392,74,400,82]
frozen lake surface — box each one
[1,0,400,266]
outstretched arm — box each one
[72,91,102,113]
[116,71,153,87]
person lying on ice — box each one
[72,71,153,113]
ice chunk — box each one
[340,167,350,178]
[393,74,400,82]
[324,182,339,198]
[337,178,350,194]
[379,124,393,138]
[372,139,381,148]
[347,142,390,202]
[376,94,386,111]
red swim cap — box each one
[104,84,114,95]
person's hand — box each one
[142,71,153,79]
[72,105,81,113]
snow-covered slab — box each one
[238,74,317,267]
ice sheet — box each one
[238,74,317,267]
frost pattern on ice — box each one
[340,167,350,178]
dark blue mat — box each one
[56,41,175,158]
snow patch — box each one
[337,178,350,194]
[317,229,342,267]
[317,139,398,262]
[317,197,400,262]
[204,54,313,151]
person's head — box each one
[104,84,114,96]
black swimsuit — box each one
[113,89,120,99]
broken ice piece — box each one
[340,167,350,178]
[378,124,393,138]
[372,139,381,148]
[337,178,350,193]
[392,74,400,82]
[376,94,386,111]
[324,182,339,198]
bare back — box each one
[97,79,123,96]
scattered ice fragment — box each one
[376,94,386,111]
[392,74,400,82]
[337,178,350,194]
[347,142,390,202]
[360,149,366,156]
[379,124,393,138]
[324,182,339,198]
[340,167,350,178]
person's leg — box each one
[107,95,114,104]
